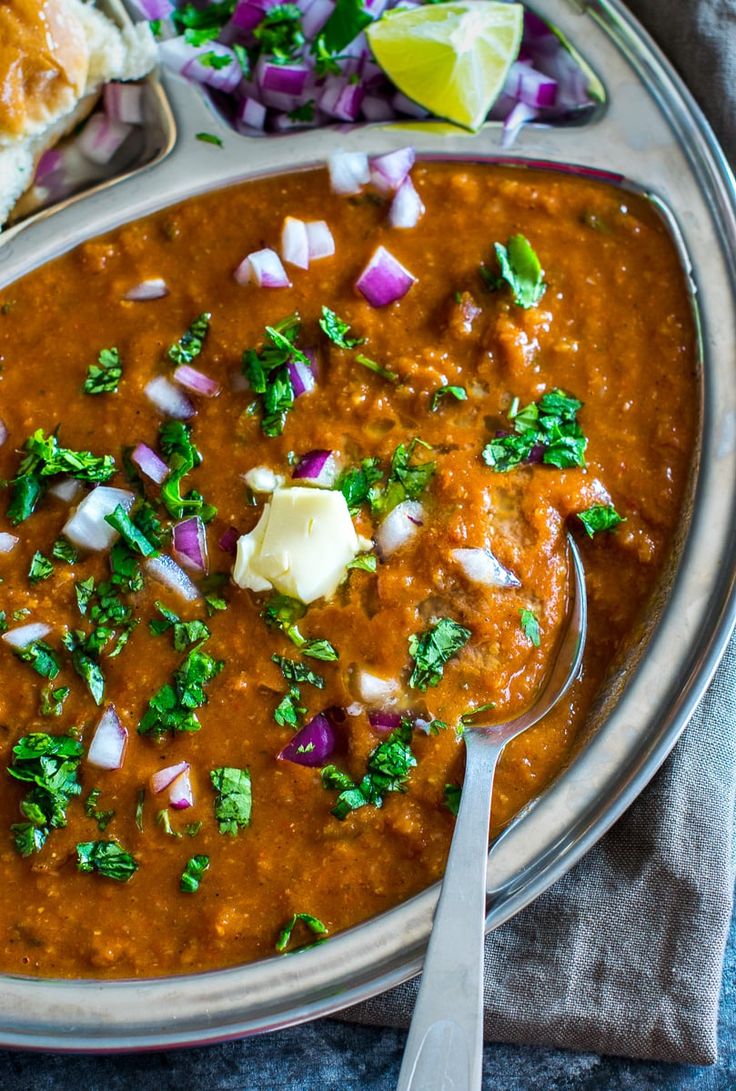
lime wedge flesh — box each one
[367,2,524,132]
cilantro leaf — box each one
[274,685,306,727]
[138,648,224,738]
[180,854,210,892]
[159,421,216,522]
[39,684,70,717]
[483,388,587,472]
[253,3,304,61]
[262,594,338,660]
[275,912,328,952]
[347,553,377,573]
[83,347,122,395]
[272,654,325,688]
[408,617,471,691]
[443,783,461,817]
[7,733,83,856]
[167,312,211,366]
[84,787,115,832]
[481,234,546,308]
[242,314,310,438]
[28,551,53,584]
[196,131,223,147]
[318,306,365,349]
[76,840,138,882]
[520,608,541,647]
[14,639,61,679]
[104,504,158,557]
[372,438,435,517]
[577,504,624,538]
[336,457,382,514]
[318,0,373,53]
[354,353,399,383]
[52,538,78,564]
[6,429,116,525]
[321,721,416,819]
[431,385,467,412]
[210,766,252,835]
[62,630,106,704]
[173,0,235,32]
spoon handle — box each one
[396,734,502,1091]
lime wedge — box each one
[366,2,524,132]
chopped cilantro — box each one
[233,42,250,76]
[7,733,83,856]
[275,912,328,953]
[84,788,115,832]
[272,654,325,688]
[39,684,70,717]
[347,553,377,573]
[317,0,373,53]
[318,306,365,349]
[274,685,306,728]
[186,820,202,837]
[373,438,435,517]
[196,131,223,147]
[408,617,471,691]
[288,100,315,122]
[481,234,546,309]
[263,594,338,660]
[431,385,467,412]
[138,648,224,738]
[167,312,211,367]
[104,504,158,557]
[135,788,145,831]
[322,720,416,819]
[336,457,382,514]
[28,551,53,584]
[159,421,216,522]
[459,701,496,726]
[482,389,587,472]
[354,353,399,383]
[180,854,210,893]
[0,611,6,633]
[444,783,461,817]
[253,3,304,61]
[83,347,122,395]
[520,608,541,647]
[150,602,210,651]
[577,504,624,538]
[210,766,252,835]
[52,538,78,564]
[242,313,310,438]
[14,640,61,680]
[172,0,235,33]
[6,429,116,525]
[157,809,181,837]
[75,577,95,615]
[62,630,106,704]
[198,50,233,69]
[76,840,138,882]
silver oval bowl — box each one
[0,0,735,1052]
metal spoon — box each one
[397,534,587,1091]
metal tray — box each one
[0,0,735,1053]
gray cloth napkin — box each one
[340,0,736,1065]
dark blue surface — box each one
[2,891,734,1089]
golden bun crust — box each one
[0,0,90,143]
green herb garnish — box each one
[372,438,435,517]
[196,132,223,147]
[346,553,377,573]
[242,313,310,438]
[138,648,224,738]
[253,3,304,61]
[210,766,252,835]
[481,234,546,308]
[355,353,399,383]
[159,421,216,522]
[104,504,158,557]
[84,788,115,832]
[482,389,587,472]
[14,640,61,680]
[7,733,83,856]
[520,608,541,647]
[431,385,467,412]
[272,654,325,688]
[322,720,416,819]
[408,617,471,691]
[62,630,106,705]
[444,783,461,817]
[51,539,78,564]
[28,551,53,584]
[83,347,122,395]
[76,840,138,882]
[263,594,339,661]
[180,854,210,892]
[274,685,307,728]
[39,684,70,717]
[167,312,211,367]
[318,306,365,349]
[317,0,372,53]
[577,504,624,538]
[336,457,382,515]
[6,429,115,525]
[275,912,328,952]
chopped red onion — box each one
[237,96,267,133]
[231,0,273,31]
[278,712,336,767]
[234,248,291,288]
[218,526,240,555]
[0,418,7,447]
[124,278,169,302]
[144,554,201,601]
[292,449,335,485]
[257,58,310,97]
[131,443,169,485]
[451,547,521,589]
[502,101,539,146]
[361,95,397,122]
[355,245,416,307]
[0,532,19,553]
[306,221,335,261]
[2,622,52,649]
[48,476,83,502]
[175,41,243,94]
[130,0,174,17]
[145,376,196,420]
[370,146,415,193]
[281,217,310,270]
[301,0,334,37]
[391,91,429,118]
[87,706,128,770]
[354,670,399,704]
[504,61,558,108]
[389,177,424,229]
[63,486,135,552]
[287,358,316,397]
[375,499,423,556]
[77,113,133,165]
[368,710,403,731]
[151,760,190,795]
[328,151,370,196]
[173,516,209,573]
[320,78,365,122]
[169,768,194,810]
[103,82,144,125]
[243,466,283,492]
[174,365,221,398]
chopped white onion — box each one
[234,248,291,288]
[354,670,399,705]
[87,706,128,770]
[375,499,423,556]
[243,466,284,493]
[124,278,169,302]
[77,112,133,165]
[328,150,370,195]
[451,547,521,589]
[48,476,83,502]
[62,486,135,552]
[0,418,7,447]
[0,532,19,553]
[281,217,310,270]
[306,220,335,261]
[145,375,196,420]
[370,147,415,193]
[389,177,425,229]
[103,82,144,125]
[144,554,201,601]
[2,622,52,648]
[151,760,190,795]
[169,768,194,810]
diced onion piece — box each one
[0,418,7,446]
[281,217,310,270]
[502,101,538,148]
[173,365,221,398]
[144,554,201,601]
[279,713,336,767]
[292,449,336,486]
[389,177,425,229]
[87,706,128,770]
[231,0,272,31]
[130,0,174,18]
[320,77,364,122]
[362,95,397,122]
[328,150,370,195]
[391,91,429,119]
[124,278,169,302]
[150,760,190,795]
[243,466,284,493]
[63,486,135,552]
[306,221,335,262]
[375,499,423,556]
[355,246,416,307]
[131,443,169,485]
[370,147,415,193]
[257,58,310,97]
[237,96,267,132]
[2,621,51,649]
[504,61,558,108]
[355,669,399,705]
[451,547,521,589]
[368,709,403,731]
[77,112,132,165]
[169,768,194,810]
[234,248,291,288]
[301,0,334,36]
[48,476,83,502]
[103,82,144,125]
[173,516,209,573]
[287,358,315,397]
[0,532,19,553]
[145,375,196,420]
[218,526,240,555]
